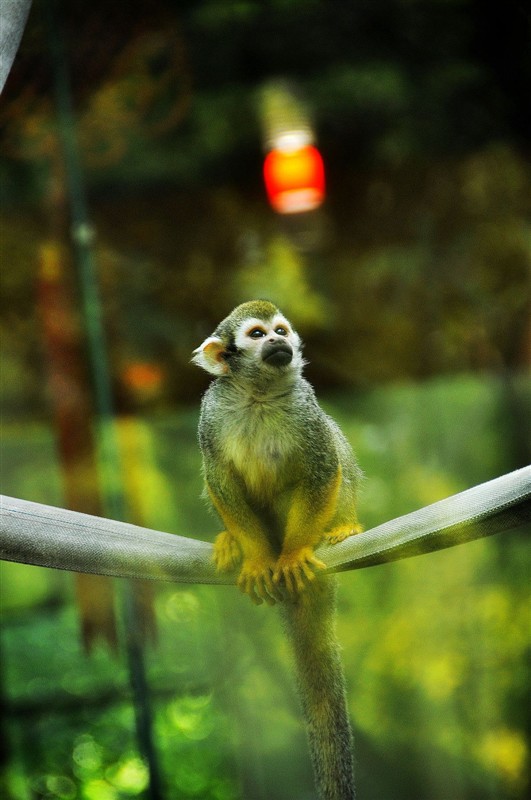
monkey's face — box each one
[230,313,306,387]
[192,302,305,386]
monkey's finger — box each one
[278,567,304,596]
[293,564,313,593]
[236,571,250,592]
[299,561,317,585]
[261,571,283,604]
[281,568,297,595]
[249,593,263,606]
[327,524,363,544]
[286,565,308,595]
[247,587,264,606]
[270,569,289,600]
[273,582,289,602]
[256,574,277,606]
[239,570,277,606]
[307,554,326,572]
[272,567,282,585]
[285,566,301,594]
[272,564,293,588]
[261,589,277,606]
[237,573,263,605]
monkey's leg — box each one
[206,480,284,605]
[274,471,341,594]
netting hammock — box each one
[1,466,529,583]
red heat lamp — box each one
[263,133,325,214]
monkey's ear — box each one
[192,336,229,376]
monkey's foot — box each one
[237,558,282,606]
[324,523,364,545]
[273,548,327,595]
[213,531,242,572]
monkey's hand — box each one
[273,548,327,596]
[213,531,242,572]
[237,557,283,606]
[324,523,363,545]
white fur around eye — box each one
[272,315,291,334]
[273,315,301,349]
[234,318,266,350]
[234,315,299,351]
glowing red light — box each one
[263,144,325,214]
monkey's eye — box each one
[248,327,266,339]
[275,326,289,336]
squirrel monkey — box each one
[192,299,362,605]
[193,300,362,800]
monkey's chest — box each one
[218,406,297,498]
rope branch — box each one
[1,467,530,585]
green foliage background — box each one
[1,377,529,800]
[1,1,530,799]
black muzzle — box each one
[262,340,293,367]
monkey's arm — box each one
[205,468,283,605]
[273,467,343,594]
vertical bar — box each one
[46,2,163,797]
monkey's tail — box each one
[280,576,355,800]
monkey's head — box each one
[192,300,305,388]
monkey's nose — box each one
[262,340,293,367]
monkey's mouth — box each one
[262,341,293,367]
